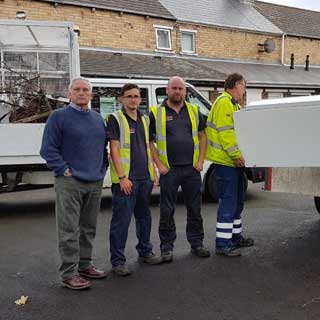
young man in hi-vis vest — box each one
[106,83,163,276]
[149,76,210,262]
[206,73,254,257]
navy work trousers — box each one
[159,165,204,253]
[109,179,154,267]
[215,165,245,248]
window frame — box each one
[180,29,197,54]
[154,25,173,51]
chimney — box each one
[305,55,310,71]
[290,53,294,70]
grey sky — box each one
[261,0,320,11]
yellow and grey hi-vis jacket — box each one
[109,110,154,183]
[150,101,200,168]
[205,91,242,167]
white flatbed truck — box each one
[234,95,320,213]
[0,19,80,191]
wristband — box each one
[119,175,126,180]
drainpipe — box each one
[290,53,294,69]
[305,55,310,71]
[281,33,286,65]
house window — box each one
[154,25,172,51]
[181,29,196,54]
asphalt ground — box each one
[1,184,320,320]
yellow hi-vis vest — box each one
[150,101,200,168]
[109,110,154,183]
[205,91,242,167]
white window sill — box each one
[155,49,175,54]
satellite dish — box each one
[264,39,275,53]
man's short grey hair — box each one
[69,77,92,91]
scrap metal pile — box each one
[0,66,69,124]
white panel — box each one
[246,89,261,105]
[234,100,320,167]
[271,168,320,197]
[0,124,45,165]
[267,92,283,99]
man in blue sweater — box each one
[40,77,108,290]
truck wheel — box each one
[314,197,320,214]
[205,168,248,203]
[205,169,218,202]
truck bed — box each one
[0,124,45,166]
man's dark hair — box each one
[121,83,140,96]
[224,73,245,90]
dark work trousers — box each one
[159,165,204,253]
[215,165,245,249]
[109,179,154,267]
[54,176,103,281]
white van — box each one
[88,78,211,119]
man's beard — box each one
[168,95,184,106]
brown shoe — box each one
[78,266,107,279]
[62,276,91,290]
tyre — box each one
[314,197,320,214]
[204,167,248,203]
[205,168,218,202]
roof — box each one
[35,0,175,20]
[80,49,320,89]
[159,0,281,34]
[255,1,320,39]
[80,49,226,82]
[0,20,73,49]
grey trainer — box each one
[161,251,173,263]
[112,264,132,276]
[216,246,241,257]
[138,253,163,265]
[191,246,211,258]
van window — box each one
[91,87,149,119]
[155,87,210,116]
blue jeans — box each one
[215,165,245,248]
[159,165,204,253]
[109,179,153,267]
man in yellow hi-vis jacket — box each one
[206,73,254,257]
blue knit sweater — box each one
[40,105,108,181]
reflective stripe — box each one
[192,131,198,137]
[118,113,126,148]
[233,219,242,225]
[216,231,233,239]
[217,222,233,229]
[158,150,167,156]
[208,140,223,150]
[194,145,199,150]
[206,122,216,130]
[123,143,130,149]
[232,228,242,234]
[190,106,199,129]
[142,114,150,127]
[156,107,165,142]
[227,145,239,153]
[217,125,234,132]
[120,158,130,164]
[206,122,234,132]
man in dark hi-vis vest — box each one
[150,76,210,262]
[107,83,163,276]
